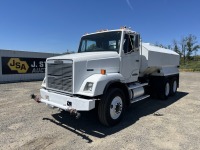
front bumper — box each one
[40,89,95,111]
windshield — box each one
[78,31,121,53]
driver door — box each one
[120,34,140,83]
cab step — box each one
[130,95,150,103]
[128,83,148,90]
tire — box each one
[98,88,125,126]
[160,80,170,100]
[170,78,177,96]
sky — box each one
[0,0,199,53]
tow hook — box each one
[67,108,81,119]
[30,94,41,103]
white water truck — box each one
[31,27,180,126]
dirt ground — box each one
[0,72,199,150]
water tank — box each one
[139,43,179,76]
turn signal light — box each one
[101,69,106,75]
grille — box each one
[47,61,73,93]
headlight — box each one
[84,82,93,91]
[41,77,46,88]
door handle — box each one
[132,73,138,76]
[136,60,139,62]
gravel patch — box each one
[0,72,199,150]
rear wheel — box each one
[160,80,170,99]
[170,79,177,96]
[98,88,125,126]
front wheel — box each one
[98,88,125,126]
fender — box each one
[77,73,125,97]
[102,79,131,106]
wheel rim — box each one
[173,80,177,93]
[165,82,170,96]
[110,96,123,120]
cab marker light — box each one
[101,69,106,75]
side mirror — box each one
[135,35,140,48]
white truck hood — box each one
[46,51,120,94]
[47,51,119,62]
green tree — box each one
[173,40,181,57]
[155,42,167,49]
[167,45,172,50]
[180,37,187,65]
[186,34,200,60]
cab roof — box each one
[82,28,137,37]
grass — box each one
[180,59,200,72]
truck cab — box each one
[36,27,179,126]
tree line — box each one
[155,34,200,64]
